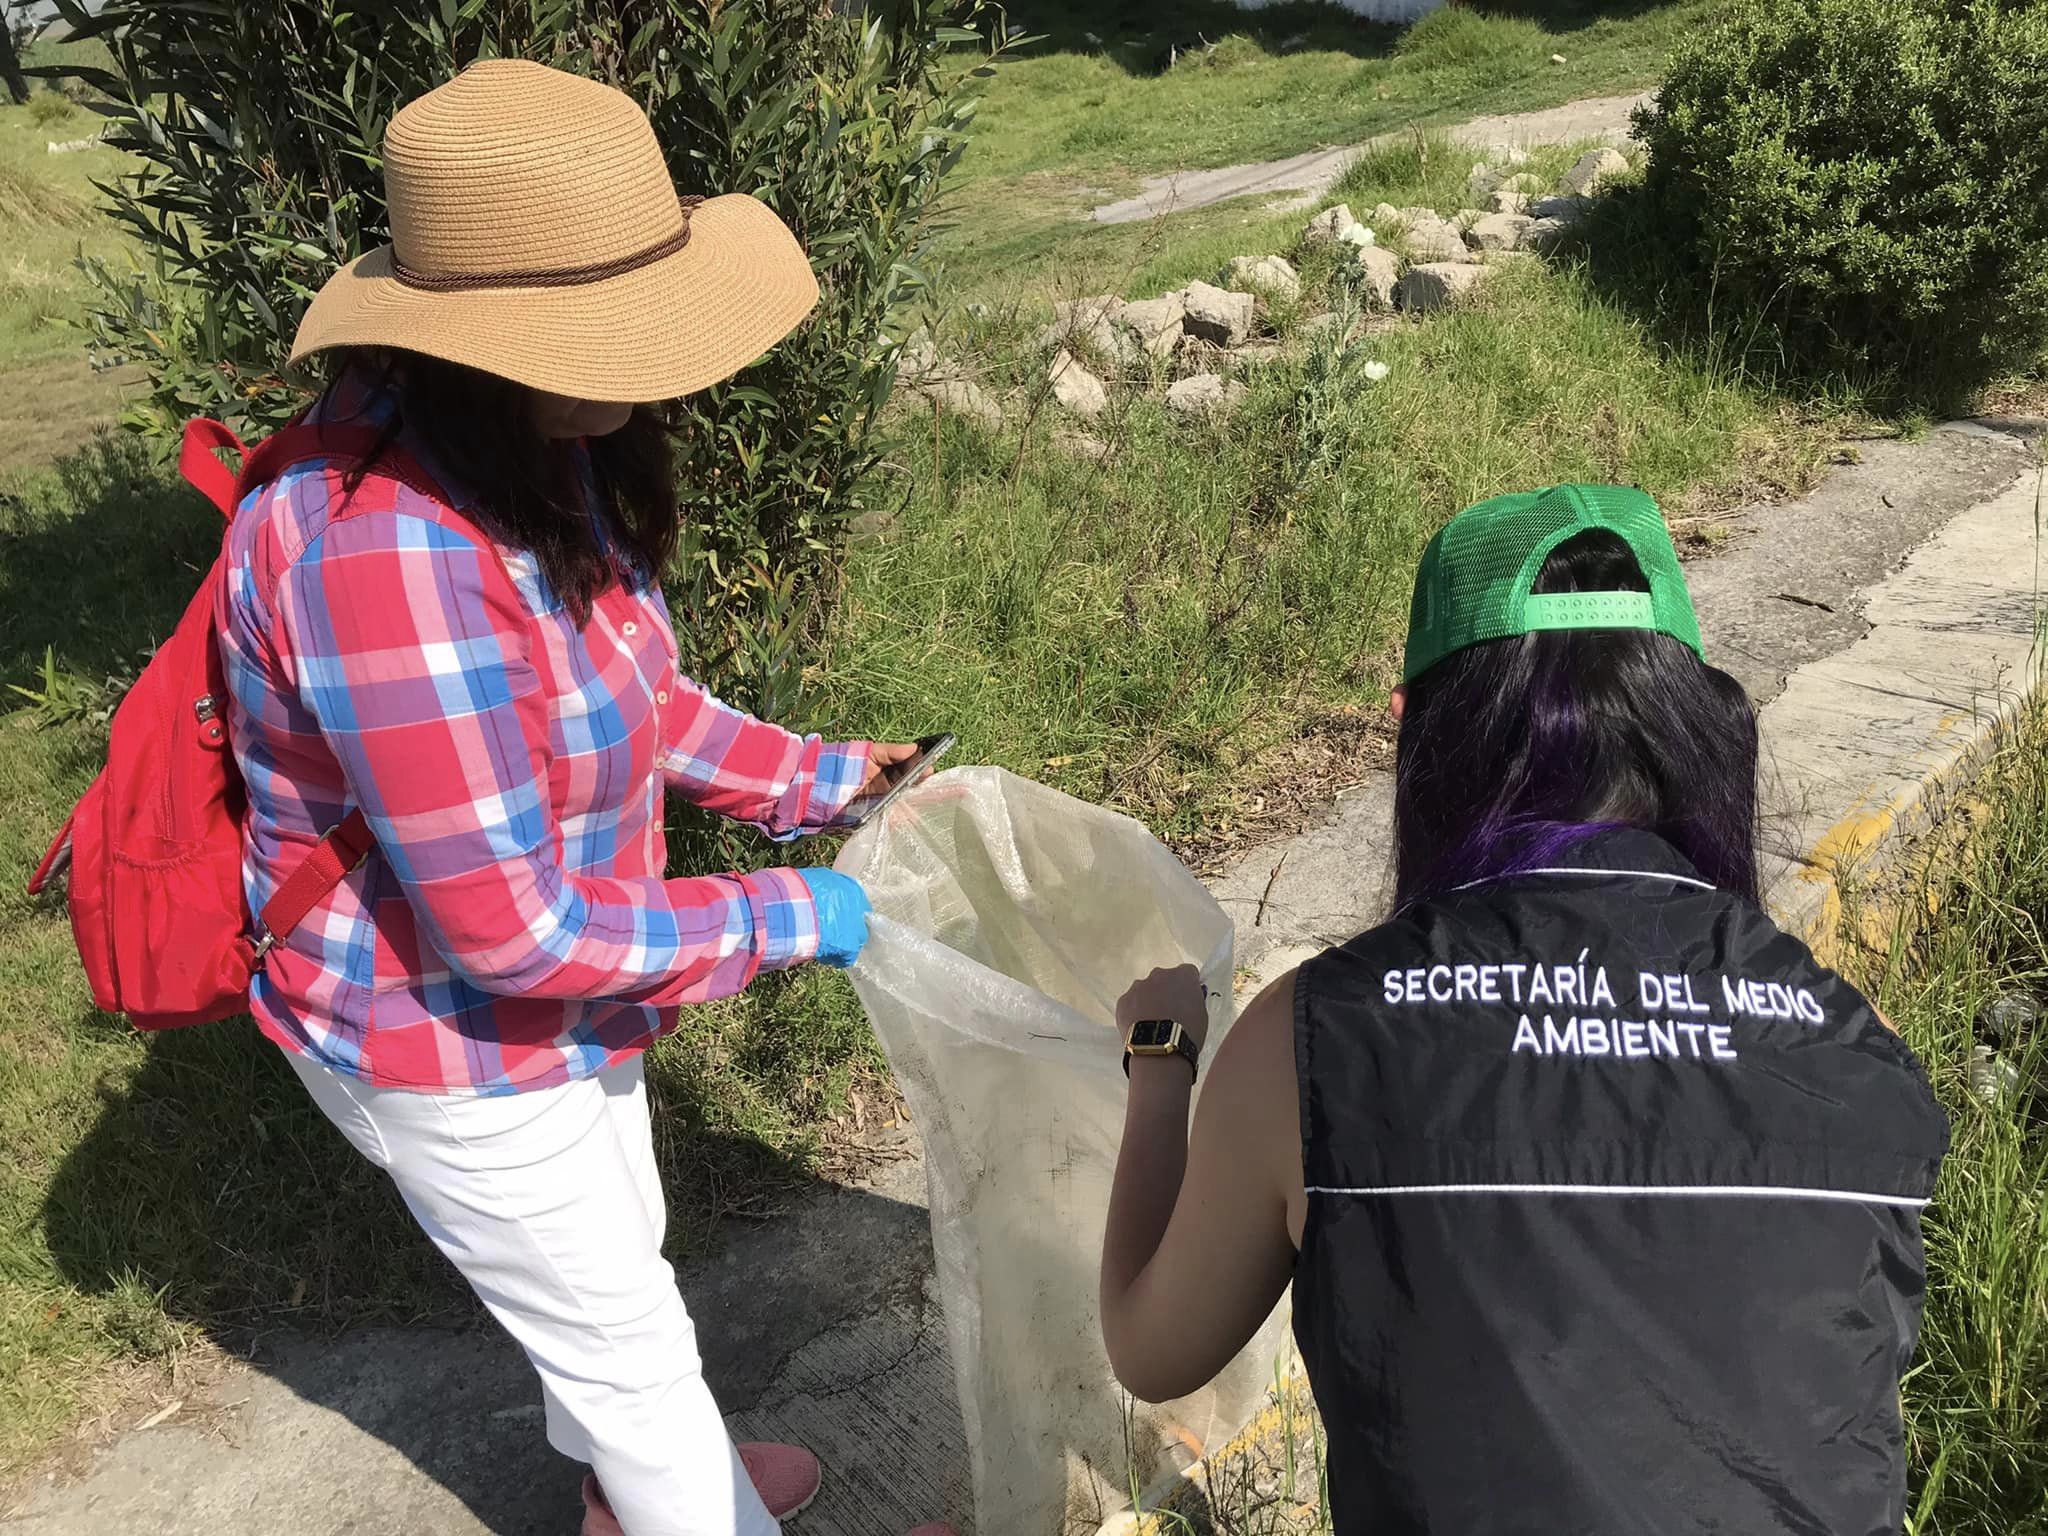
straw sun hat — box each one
[290,59,819,403]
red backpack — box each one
[26,417,432,1030]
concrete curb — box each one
[1756,429,2045,946]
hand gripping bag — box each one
[836,767,1288,1536]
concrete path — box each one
[6,424,2041,1536]
[1088,92,1648,225]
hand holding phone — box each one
[846,732,955,827]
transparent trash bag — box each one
[837,767,1288,1536]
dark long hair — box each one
[326,348,680,623]
[1392,529,1759,909]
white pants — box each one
[286,1051,779,1536]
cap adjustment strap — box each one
[1520,590,1656,633]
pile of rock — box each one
[904,146,1637,442]
[1297,145,1635,316]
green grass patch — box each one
[935,0,1715,298]
[0,37,139,472]
[1842,714,2048,1534]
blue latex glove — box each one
[798,868,872,969]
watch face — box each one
[1129,1019,1178,1051]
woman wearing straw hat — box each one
[220,60,949,1536]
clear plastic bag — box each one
[837,767,1287,1536]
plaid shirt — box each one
[216,383,871,1094]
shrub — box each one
[1636,0,2048,402]
[43,0,1009,720]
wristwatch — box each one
[1123,1018,1200,1082]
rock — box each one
[1559,147,1629,199]
[896,325,939,380]
[1117,291,1189,359]
[1400,215,1473,265]
[1529,195,1589,223]
[1230,341,1286,368]
[1054,294,1124,330]
[917,378,1004,429]
[1181,280,1256,346]
[1486,189,1530,215]
[1465,212,1534,252]
[1501,171,1547,195]
[1466,161,1502,201]
[1297,311,1342,337]
[1354,245,1403,309]
[1165,372,1247,422]
[1301,203,1358,248]
[1517,216,1575,254]
[1049,350,1109,418]
[1055,429,1115,464]
[1394,262,1496,314]
[1222,254,1302,304]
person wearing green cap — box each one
[1097,486,1948,1534]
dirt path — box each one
[1088,92,1650,225]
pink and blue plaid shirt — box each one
[216,382,872,1094]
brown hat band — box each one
[391,195,705,292]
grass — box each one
[0,38,137,472]
[820,138,1828,845]
[934,0,1715,297]
[1839,715,2048,1535]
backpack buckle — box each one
[248,928,278,968]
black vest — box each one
[1292,831,1948,1535]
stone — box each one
[1118,291,1189,359]
[896,325,939,380]
[1394,261,1496,314]
[1517,216,1575,254]
[917,378,1004,428]
[1371,201,1403,225]
[1230,341,1286,368]
[1529,195,1589,223]
[1181,280,1256,346]
[1301,203,1358,248]
[1559,147,1629,199]
[1166,372,1247,422]
[1222,254,1302,304]
[1055,429,1115,464]
[1053,293,1124,330]
[1048,350,1109,418]
[1297,311,1342,337]
[1501,171,1547,195]
[1487,188,1531,216]
[1465,212,1534,252]
[1466,161,1502,201]
[1399,214,1474,265]
[1354,245,1403,309]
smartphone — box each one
[846,732,956,828]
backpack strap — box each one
[181,416,452,968]
[251,808,374,964]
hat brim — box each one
[288,193,820,403]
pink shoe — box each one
[737,1442,823,1519]
[579,1443,822,1532]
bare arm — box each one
[1100,967,1305,1404]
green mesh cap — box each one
[1402,483,1704,683]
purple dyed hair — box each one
[1391,530,1760,910]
